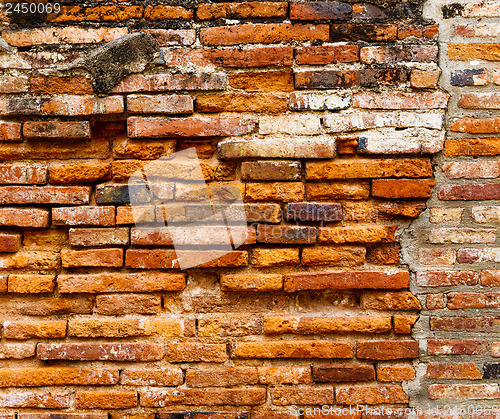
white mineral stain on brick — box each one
[259,114,323,135]
[429,228,497,244]
[472,206,500,223]
[289,92,351,111]
[444,161,500,179]
[358,128,445,154]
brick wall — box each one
[0,0,497,417]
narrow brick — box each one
[427,339,488,355]
[318,225,397,244]
[23,121,91,140]
[69,227,129,247]
[378,365,416,382]
[444,162,500,179]
[37,342,163,361]
[75,391,137,410]
[4,321,66,340]
[220,274,283,292]
[265,316,391,334]
[302,246,366,267]
[53,206,115,226]
[429,384,500,400]
[197,2,287,19]
[0,233,21,253]
[416,271,478,287]
[296,45,359,65]
[418,248,456,265]
[127,94,193,114]
[164,343,227,363]
[49,162,111,183]
[460,92,500,109]
[360,291,421,311]
[427,363,482,380]
[353,92,449,109]
[336,385,408,405]
[197,93,287,113]
[96,294,161,315]
[273,387,334,406]
[120,368,183,386]
[30,76,94,94]
[113,73,227,93]
[313,365,375,383]
[286,202,343,222]
[307,182,370,200]
[186,367,258,387]
[445,138,500,156]
[451,69,489,86]
[284,271,409,292]
[361,45,438,64]
[439,184,500,200]
[69,319,145,338]
[251,248,300,267]
[0,392,69,409]
[449,43,500,61]
[0,186,90,205]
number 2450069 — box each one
[4,2,61,14]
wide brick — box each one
[257,225,316,244]
[427,339,488,355]
[291,1,351,19]
[127,94,193,114]
[302,246,366,267]
[198,316,261,338]
[200,23,329,45]
[429,228,496,244]
[143,29,195,46]
[186,367,258,387]
[23,121,91,140]
[361,45,438,64]
[372,179,435,198]
[197,2,287,19]
[430,316,500,332]
[15,297,93,316]
[49,162,111,183]
[307,158,432,179]
[53,206,115,227]
[69,318,145,338]
[353,92,449,109]
[197,93,287,113]
[460,92,500,109]
[265,316,391,334]
[114,137,177,160]
[357,128,445,154]
[426,363,482,380]
[446,138,500,156]
[8,274,55,293]
[96,294,160,315]
[0,233,20,253]
[0,76,28,93]
[378,365,416,382]
[201,46,294,68]
[113,73,227,93]
[357,341,418,360]
[444,162,500,179]
[30,76,94,94]
[289,92,352,111]
[251,248,300,267]
[258,367,311,385]
[241,161,301,181]
[159,415,248,419]
[416,271,478,287]
[451,117,500,134]
[231,341,353,359]
[336,385,408,405]
[451,69,489,86]
[286,202,342,222]
[164,343,227,362]
[141,388,265,407]
[295,70,360,89]
[330,23,398,41]
[76,391,137,409]
[58,272,185,293]
[439,184,500,200]
[273,387,333,406]
[360,291,421,311]
[457,248,500,264]
[4,320,66,339]
[128,116,255,138]
[0,122,22,142]
[0,392,69,409]
[285,271,409,292]
[69,227,129,247]
[0,250,60,270]
[120,368,183,386]
[307,182,370,200]
[482,270,500,286]
[246,182,304,201]
[1,27,128,47]
[429,384,500,400]
[0,367,118,387]
[144,5,192,20]
[313,365,375,383]
[448,43,500,61]
[259,115,323,135]
[229,71,293,92]
[296,45,359,65]
[220,274,283,292]
[0,186,90,205]
[37,342,164,361]
[318,225,397,244]
[411,70,441,89]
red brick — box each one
[295,45,359,65]
[114,73,226,93]
[360,291,421,311]
[482,270,500,286]
[450,117,500,134]
[426,363,482,379]
[411,70,441,88]
[447,292,500,309]
[53,206,115,226]
[50,5,143,21]
[290,2,351,20]
[231,341,353,359]
[128,116,255,138]
[418,248,456,265]
[127,94,193,114]
[0,233,21,253]
[257,225,316,244]
[220,274,283,292]
[273,387,334,405]
[357,341,419,360]
[302,246,365,267]
[0,367,118,387]
[427,294,446,310]
[0,122,22,142]
[142,29,195,46]
[430,316,498,332]
[30,76,93,94]
[330,23,398,41]
[372,179,435,198]
[197,2,287,19]
[207,46,293,67]
[69,227,129,247]
[75,391,137,409]
[313,365,375,382]
[439,184,500,200]
[0,76,28,93]
[69,318,145,338]
[427,339,488,355]
[229,71,294,92]
[0,186,90,205]
[416,271,478,287]
[460,92,500,109]
[58,272,185,293]
[429,384,500,400]
[306,182,370,200]
[140,388,266,407]
[353,92,449,109]
[200,23,329,45]
[285,271,409,292]
[336,385,408,405]
[37,342,164,361]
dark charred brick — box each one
[94,184,150,205]
[442,3,464,18]
[330,23,398,42]
[285,203,343,222]
[451,69,488,86]
[313,365,375,383]
[295,70,359,89]
[256,225,317,244]
[484,363,500,379]
[359,68,408,87]
[291,2,352,20]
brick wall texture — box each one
[0,0,497,417]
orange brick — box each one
[372,179,435,198]
[377,365,416,382]
[196,93,287,113]
[197,2,287,19]
[144,5,193,20]
[8,274,55,293]
[61,248,123,268]
[229,71,294,92]
[30,76,93,94]
[75,391,138,409]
